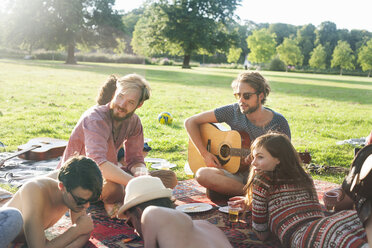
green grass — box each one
[1,59,371,190]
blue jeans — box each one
[0,207,23,248]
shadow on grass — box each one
[6,59,372,106]
[267,73,372,87]
[270,80,372,105]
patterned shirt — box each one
[214,103,291,142]
[252,172,367,248]
[58,104,144,171]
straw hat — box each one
[117,176,172,219]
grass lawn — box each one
[1,58,371,189]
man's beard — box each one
[110,108,135,122]
[240,98,260,114]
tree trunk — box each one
[368,70,370,78]
[182,54,191,69]
[28,44,33,55]
[340,68,343,76]
[65,43,77,64]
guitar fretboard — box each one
[230,148,250,158]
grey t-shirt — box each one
[214,103,291,141]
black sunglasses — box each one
[69,191,92,206]
[234,92,258,100]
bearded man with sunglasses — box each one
[185,71,291,200]
[5,155,103,248]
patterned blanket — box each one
[35,179,338,248]
[1,152,340,248]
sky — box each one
[115,0,372,32]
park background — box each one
[0,0,372,190]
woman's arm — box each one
[251,175,271,241]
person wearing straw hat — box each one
[117,176,232,248]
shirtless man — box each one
[185,71,291,200]
[5,156,102,248]
[117,176,232,248]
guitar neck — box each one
[0,145,41,167]
[230,148,250,158]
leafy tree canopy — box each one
[309,44,327,69]
[247,28,276,64]
[358,39,372,77]
[227,47,242,63]
[122,7,144,53]
[132,0,242,68]
[331,40,355,75]
[276,38,303,70]
[4,0,124,64]
[268,23,297,45]
[296,24,316,66]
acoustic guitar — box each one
[0,137,67,167]
[188,123,312,174]
[188,123,251,174]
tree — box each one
[132,0,241,68]
[131,5,171,57]
[296,24,316,66]
[358,39,372,77]
[331,40,355,75]
[247,28,277,64]
[231,21,251,63]
[268,23,297,45]
[227,47,242,63]
[122,7,144,54]
[349,29,372,53]
[309,44,327,69]
[315,21,339,67]
[4,0,124,64]
[276,38,303,71]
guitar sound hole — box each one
[220,145,230,158]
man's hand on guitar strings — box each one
[203,152,222,168]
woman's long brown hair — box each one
[244,132,314,206]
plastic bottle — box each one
[184,161,194,179]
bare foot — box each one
[104,202,122,219]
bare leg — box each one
[195,167,245,196]
[365,216,372,247]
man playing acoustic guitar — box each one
[185,71,291,200]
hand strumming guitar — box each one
[203,151,222,168]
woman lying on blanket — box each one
[231,132,368,248]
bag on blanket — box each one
[342,144,372,224]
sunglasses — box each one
[69,191,92,206]
[234,92,258,100]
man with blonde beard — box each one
[56,74,177,217]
